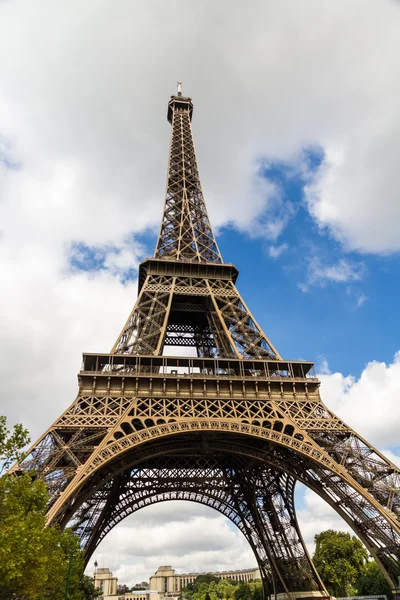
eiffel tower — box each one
[14,87,400,599]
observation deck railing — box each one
[80,353,318,382]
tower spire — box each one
[112,89,279,358]
[155,90,222,263]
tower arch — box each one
[35,425,400,589]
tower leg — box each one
[227,465,328,599]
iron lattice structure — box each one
[13,91,400,598]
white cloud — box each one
[69,237,145,278]
[304,137,400,253]
[380,449,400,468]
[312,260,364,283]
[90,502,254,587]
[0,0,399,255]
[355,293,368,309]
[299,257,365,291]
[268,242,289,259]
[319,351,400,448]
[0,250,138,438]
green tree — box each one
[80,574,101,599]
[0,471,88,599]
[234,582,253,600]
[0,417,90,599]
[248,581,263,600]
[313,529,368,597]
[185,575,221,600]
[216,578,237,600]
[0,415,30,475]
[194,575,221,587]
[357,561,392,598]
[183,578,261,600]
[191,581,216,600]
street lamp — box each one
[64,551,73,600]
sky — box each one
[1,0,400,588]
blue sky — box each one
[217,164,400,377]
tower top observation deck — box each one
[167,94,193,123]
[167,81,193,123]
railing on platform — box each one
[80,354,318,381]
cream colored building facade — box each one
[94,565,261,600]
[94,568,118,598]
[149,565,261,595]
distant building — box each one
[149,565,261,595]
[94,564,261,600]
[123,592,159,600]
[94,568,118,597]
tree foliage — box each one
[0,415,30,475]
[234,582,263,600]
[357,561,392,598]
[192,574,221,589]
[0,471,89,598]
[313,529,369,597]
[0,417,93,599]
[182,576,262,600]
